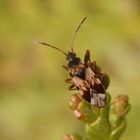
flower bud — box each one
[63,134,73,140]
[63,134,82,140]
[74,109,84,120]
[112,95,130,116]
[69,94,81,110]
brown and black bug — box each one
[35,17,110,107]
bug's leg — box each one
[90,61,96,71]
[90,61,101,74]
[84,49,91,66]
[69,84,77,90]
[62,65,68,71]
[65,78,73,83]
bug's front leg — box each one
[62,65,68,71]
[65,78,73,83]
[69,84,77,90]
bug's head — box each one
[66,52,76,61]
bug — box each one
[36,17,109,107]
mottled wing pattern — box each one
[72,76,91,102]
[72,76,89,91]
[85,67,95,87]
[90,89,106,107]
[85,66,106,107]
[85,66,105,92]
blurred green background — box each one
[0,0,140,140]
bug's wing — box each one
[84,50,91,66]
[90,89,106,107]
[85,67,106,107]
[85,66,95,86]
[72,76,91,102]
[85,67,105,93]
[90,61,110,90]
[72,76,89,91]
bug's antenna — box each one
[34,41,67,56]
[71,17,87,52]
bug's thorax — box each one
[66,52,85,78]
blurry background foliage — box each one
[0,0,140,140]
